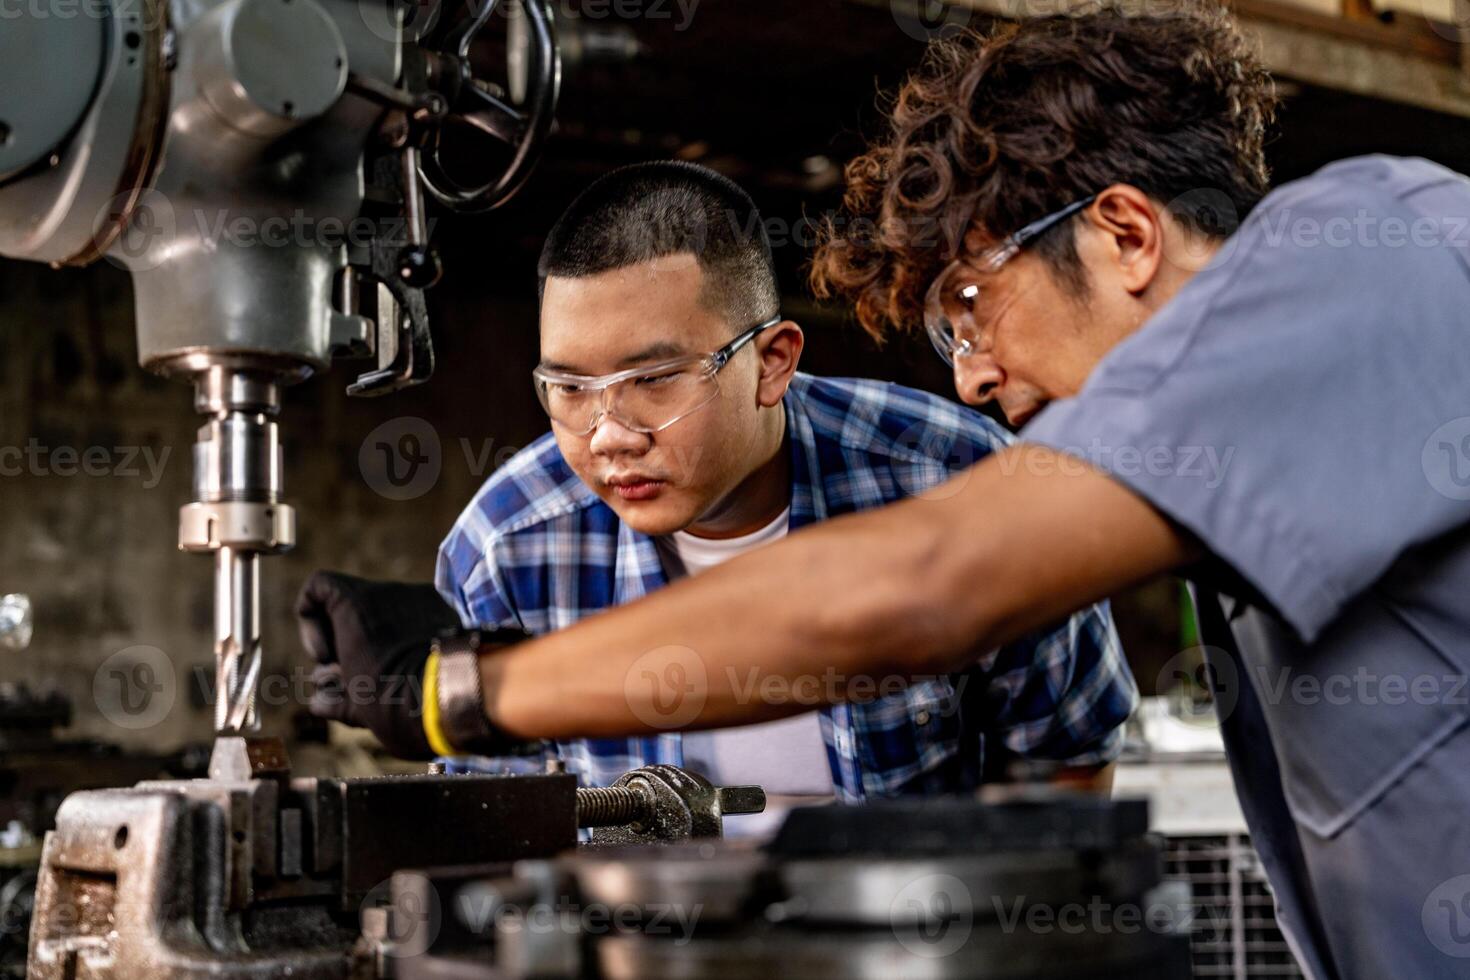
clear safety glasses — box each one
[532,317,780,435]
[923,195,1097,366]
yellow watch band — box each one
[421,650,456,758]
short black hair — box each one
[537,161,780,329]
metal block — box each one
[339,773,579,907]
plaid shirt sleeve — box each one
[974,607,1134,768]
[435,515,521,631]
[800,378,1136,794]
[434,434,578,634]
[904,395,1135,768]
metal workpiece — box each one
[580,765,766,845]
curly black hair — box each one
[811,4,1277,340]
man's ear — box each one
[756,321,804,408]
[1084,185,1164,298]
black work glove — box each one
[297,570,461,759]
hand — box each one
[297,570,461,759]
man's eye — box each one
[552,383,587,396]
[635,373,680,387]
[956,283,980,310]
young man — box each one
[427,162,1132,824]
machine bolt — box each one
[576,784,652,828]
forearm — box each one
[480,445,1196,740]
[482,496,956,739]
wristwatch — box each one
[423,626,529,756]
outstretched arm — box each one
[481,445,1200,739]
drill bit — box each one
[215,546,262,732]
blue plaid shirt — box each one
[436,374,1136,799]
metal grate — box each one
[1164,834,1305,979]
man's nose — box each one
[952,352,1005,408]
[588,413,651,456]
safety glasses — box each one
[532,316,780,435]
[924,195,1097,366]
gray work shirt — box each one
[1024,155,1470,980]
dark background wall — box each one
[2,0,1468,752]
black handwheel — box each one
[418,0,560,213]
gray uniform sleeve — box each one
[1024,156,1470,642]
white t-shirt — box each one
[654,507,835,836]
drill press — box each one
[0,0,559,735]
